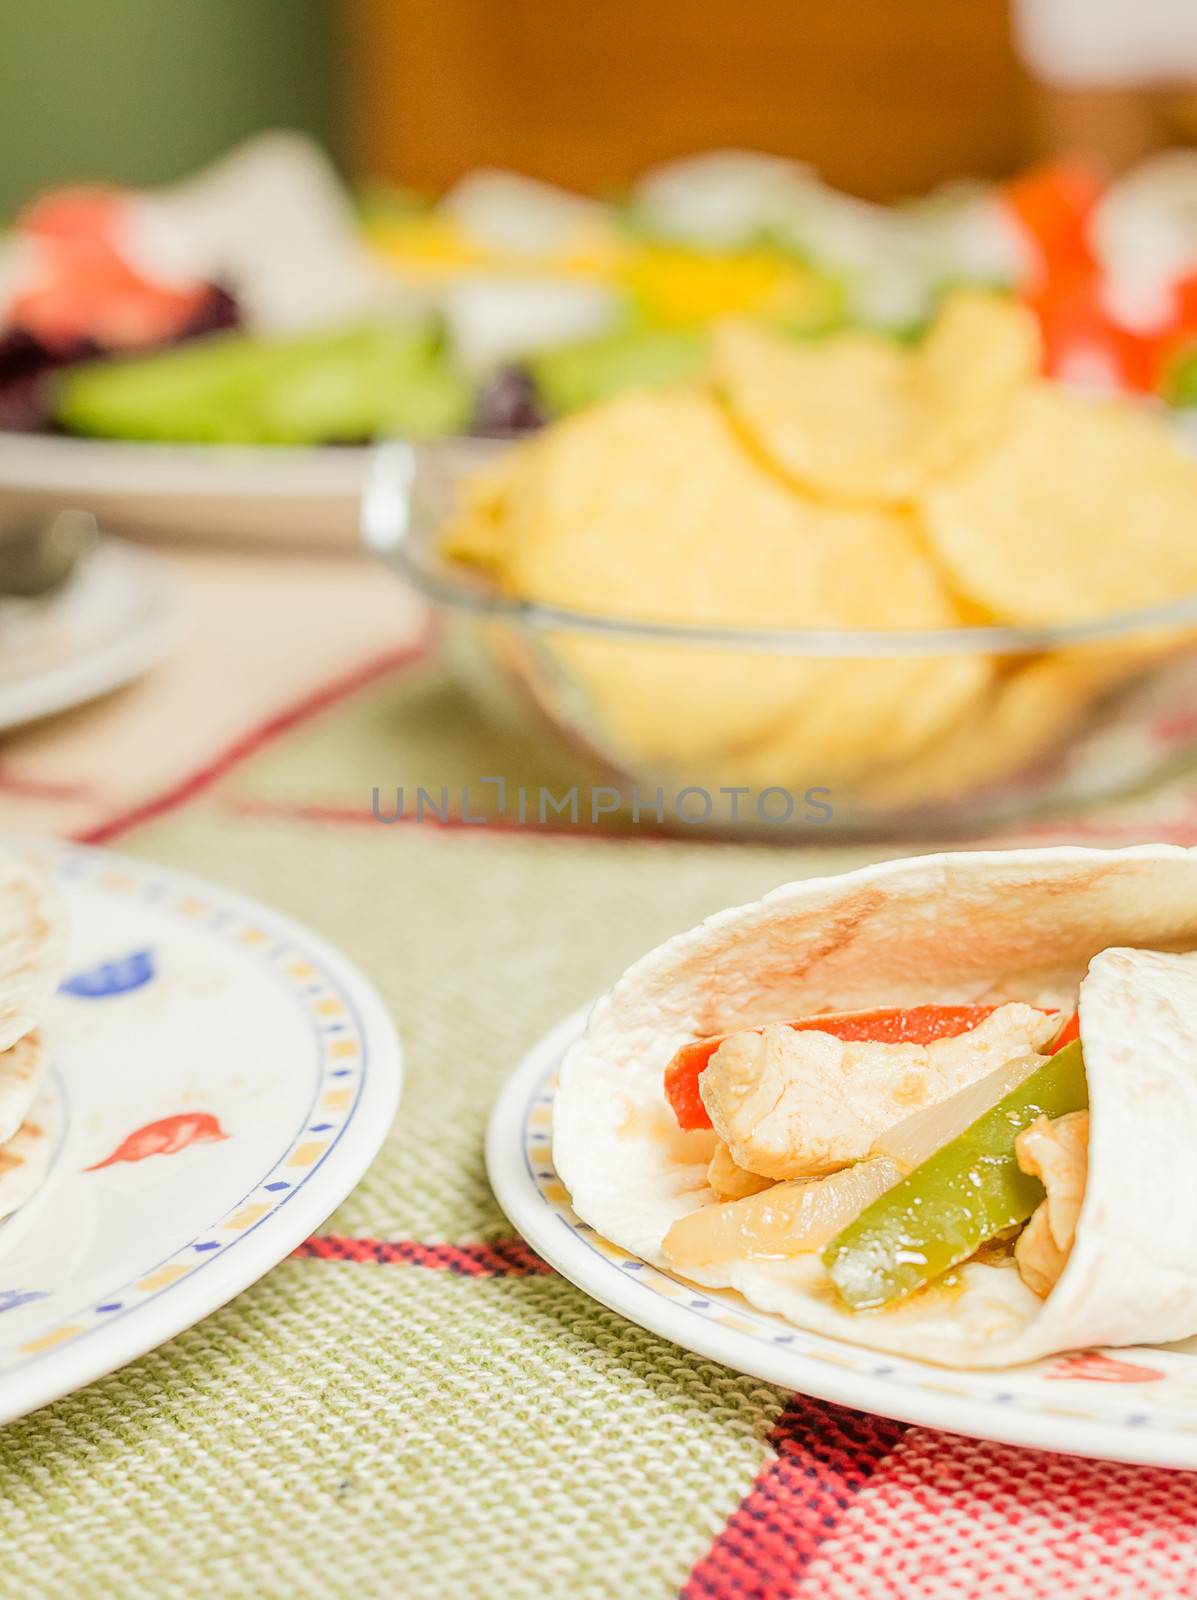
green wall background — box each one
[0,0,339,218]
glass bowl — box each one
[362,438,1197,838]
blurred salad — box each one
[55,323,473,445]
[7,134,1197,449]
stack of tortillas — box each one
[0,854,67,1224]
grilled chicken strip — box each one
[706,1140,775,1200]
[699,1002,1059,1180]
[1014,1110,1090,1298]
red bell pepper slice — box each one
[1049,1010,1081,1051]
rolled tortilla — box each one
[0,1031,46,1147]
[553,845,1197,1368]
[0,854,66,1054]
[0,1082,59,1223]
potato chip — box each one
[857,639,1177,810]
[510,638,986,786]
[503,387,937,625]
[489,387,988,768]
[721,653,990,794]
[921,384,1197,625]
[713,292,1038,504]
[441,447,539,570]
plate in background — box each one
[0,434,369,549]
[0,538,181,731]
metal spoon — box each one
[0,509,97,598]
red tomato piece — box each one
[18,185,128,241]
[10,183,209,350]
[1001,161,1103,288]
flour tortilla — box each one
[0,1031,45,1146]
[0,1082,59,1223]
[553,846,1197,1368]
[0,854,66,1053]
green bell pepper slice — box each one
[822,1040,1088,1310]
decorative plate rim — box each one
[0,433,369,498]
[487,1005,1197,1471]
[0,837,402,1424]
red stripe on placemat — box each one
[0,773,103,801]
[681,1395,907,1600]
[78,637,430,846]
[217,792,1197,852]
[221,793,650,842]
[977,790,1197,850]
[294,1234,553,1277]
[224,796,573,833]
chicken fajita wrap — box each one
[553,846,1197,1369]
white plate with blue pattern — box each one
[0,840,401,1423]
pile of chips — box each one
[445,294,1197,812]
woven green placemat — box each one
[2,661,885,1598]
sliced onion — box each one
[870,1052,1043,1172]
[662,1156,902,1269]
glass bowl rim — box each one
[362,439,1197,660]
